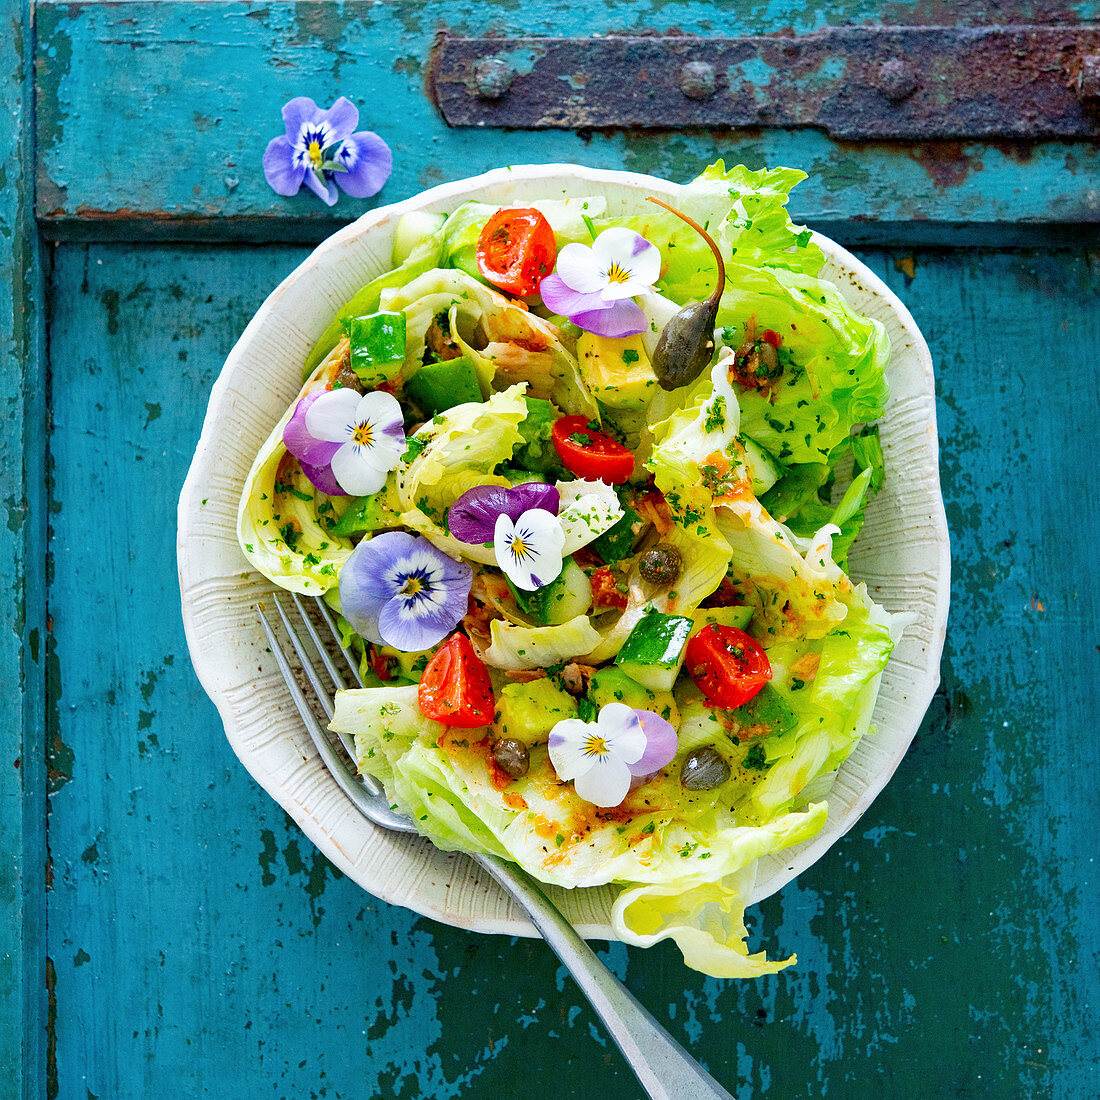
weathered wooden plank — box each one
[0,0,48,1096]
[33,0,1100,241]
[45,240,1100,1097]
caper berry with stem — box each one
[638,544,683,588]
[490,737,530,780]
[680,746,731,791]
[646,196,726,391]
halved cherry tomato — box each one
[551,415,635,484]
[476,208,557,296]
[417,633,495,727]
[685,624,772,710]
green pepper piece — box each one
[404,356,483,417]
[343,311,406,387]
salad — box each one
[237,162,903,978]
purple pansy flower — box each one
[263,96,392,207]
[448,483,565,591]
[539,227,661,338]
[283,387,405,497]
[339,532,472,652]
[548,703,678,808]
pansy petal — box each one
[338,534,415,641]
[280,96,322,140]
[449,483,559,545]
[573,757,634,808]
[302,169,339,207]
[320,96,360,146]
[572,298,647,339]
[262,136,308,197]
[378,596,458,652]
[553,242,607,294]
[538,274,610,317]
[591,227,655,276]
[547,719,600,780]
[597,702,647,765]
[494,509,565,591]
[299,457,345,497]
[283,391,342,466]
[334,131,393,198]
[628,709,679,775]
[354,389,405,434]
[330,443,389,496]
[304,388,362,441]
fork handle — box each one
[473,853,734,1100]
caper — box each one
[638,544,683,588]
[680,746,731,791]
[490,737,530,780]
[647,196,726,391]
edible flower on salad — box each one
[448,482,561,545]
[548,702,677,808]
[494,508,566,592]
[285,387,405,496]
[339,531,471,650]
[539,227,660,338]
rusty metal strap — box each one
[430,27,1100,140]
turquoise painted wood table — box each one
[6,1,1099,1097]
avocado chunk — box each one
[343,311,406,387]
[330,476,402,536]
[404,355,483,417]
[507,559,593,626]
[588,667,679,726]
[496,679,578,745]
[728,683,797,737]
[576,332,659,411]
[615,608,695,691]
[589,499,642,564]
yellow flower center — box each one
[605,263,630,284]
[308,140,323,169]
[584,735,609,757]
[401,577,424,597]
[510,535,528,559]
[352,421,373,447]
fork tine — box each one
[290,592,348,693]
[271,595,335,721]
[312,596,364,687]
[257,604,382,807]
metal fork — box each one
[257,594,735,1100]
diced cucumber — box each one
[739,434,781,495]
[343,311,407,387]
[508,558,593,626]
[690,605,753,633]
[615,608,695,691]
[404,355,483,416]
[392,211,447,266]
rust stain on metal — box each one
[909,142,985,188]
[430,27,1100,140]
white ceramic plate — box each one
[178,165,949,938]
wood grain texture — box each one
[44,240,1100,1097]
[33,0,1100,240]
[1,1,48,1097]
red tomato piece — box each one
[590,566,628,610]
[551,415,635,484]
[685,624,772,710]
[417,634,495,727]
[476,208,557,296]
[761,329,782,348]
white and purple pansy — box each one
[283,387,405,497]
[339,531,472,652]
[539,227,661,339]
[449,483,566,592]
[548,703,678,808]
[263,96,392,207]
